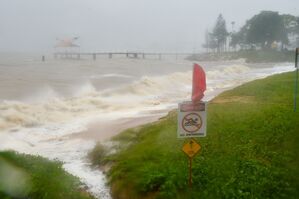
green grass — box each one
[93,71,299,199]
[0,151,95,199]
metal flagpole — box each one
[294,48,298,112]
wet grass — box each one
[93,71,299,199]
[0,151,95,199]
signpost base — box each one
[189,157,192,188]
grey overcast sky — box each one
[0,0,297,53]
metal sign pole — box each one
[189,157,192,188]
[294,48,298,112]
[182,139,201,188]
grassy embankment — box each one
[0,151,95,199]
[188,50,294,63]
[92,71,299,199]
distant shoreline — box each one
[187,50,294,63]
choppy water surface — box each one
[0,53,294,198]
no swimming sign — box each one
[177,101,207,138]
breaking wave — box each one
[1,64,293,134]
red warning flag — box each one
[192,63,206,102]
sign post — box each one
[294,48,299,112]
[189,157,192,187]
[178,63,207,188]
[182,138,201,187]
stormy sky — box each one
[0,0,297,53]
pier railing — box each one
[53,52,194,60]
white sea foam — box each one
[1,63,294,135]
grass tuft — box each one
[0,151,95,199]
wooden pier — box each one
[53,52,194,60]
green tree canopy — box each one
[245,11,288,48]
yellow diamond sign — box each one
[182,139,201,158]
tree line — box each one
[203,11,299,53]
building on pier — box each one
[54,37,80,59]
